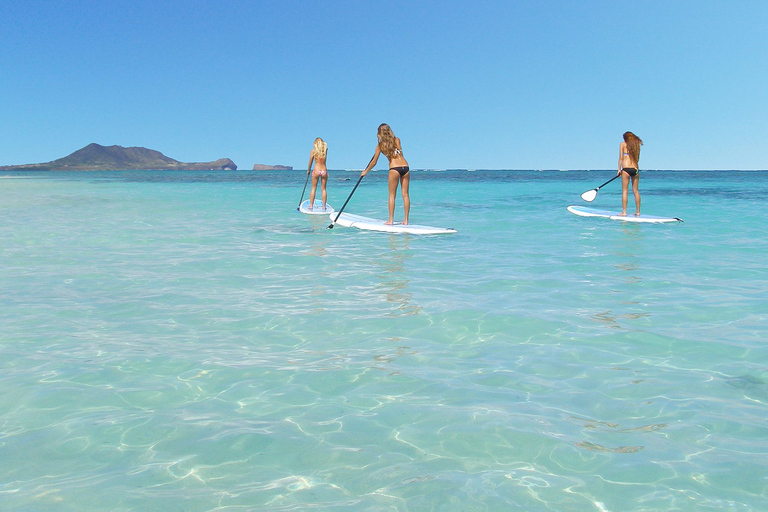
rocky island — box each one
[252,164,293,170]
[0,143,237,171]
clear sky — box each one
[2,0,766,170]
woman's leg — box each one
[309,174,319,208]
[631,174,641,215]
[620,171,630,215]
[321,174,328,208]
[401,172,410,225]
[386,170,399,224]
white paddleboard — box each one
[568,205,682,223]
[330,212,456,234]
[299,200,335,215]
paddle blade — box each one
[581,189,598,202]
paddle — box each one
[297,171,311,210]
[328,174,364,229]
[581,174,620,202]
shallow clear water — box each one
[1,170,766,511]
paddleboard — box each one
[568,205,682,223]
[330,212,456,234]
[299,200,335,215]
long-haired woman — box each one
[360,123,410,225]
[307,137,328,210]
[617,131,643,216]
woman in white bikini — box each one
[617,131,643,216]
[360,124,410,225]
[307,138,328,211]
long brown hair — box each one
[623,131,643,166]
[377,123,397,159]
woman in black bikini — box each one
[361,123,410,225]
[618,131,643,216]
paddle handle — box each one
[328,174,364,228]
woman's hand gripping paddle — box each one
[581,174,620,202]
[328,174,364,229]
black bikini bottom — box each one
[390,166,410,177]
[622,168,638,177]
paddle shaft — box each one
[328,174,364,228]
[595,174,620,191]
[297,171,311,210]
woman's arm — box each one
[361,145,381,176]
[617,142,625,175]
[308,151,314,175]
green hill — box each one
[1,143,237,171]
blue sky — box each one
[2,0,766,170]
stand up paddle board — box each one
[330,212,456,234]
[299,200,335,215]
[568,205,682,223]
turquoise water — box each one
[1,170,766,511]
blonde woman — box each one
[617,131,643,216]
[360,124,410,225]
[307,137,328,211]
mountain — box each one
[0,143,237,171]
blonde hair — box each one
[623,131,643,166]
[377,123,397,159]
[313,137,327,159]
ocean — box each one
[1,169,766,511]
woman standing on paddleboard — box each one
[361,124,410,225]
[618,131,643,216]
[307,138,329,211]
